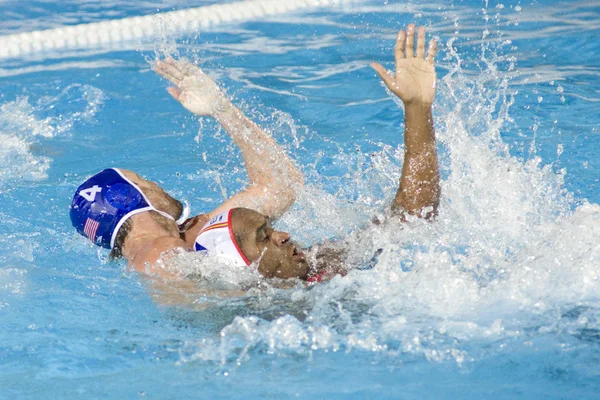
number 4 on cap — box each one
[80,185,102,202]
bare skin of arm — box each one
[120,212,190,279]
[147,277,248,309]
[153,59,304,229]
[117,60,303,291]
[309,25,440,279]
[371,24,440,219]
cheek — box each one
[254,247,307,279]
[256,252,281,278]
[244,242,266,263]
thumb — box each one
[167,87,182,101]
[370,62,395,88]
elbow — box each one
[277,179,301,209]
[279,167,305,204]
[260,177,302,219]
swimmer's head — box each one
[197,208,310,280]
[70,168,189,257]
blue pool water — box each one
[1,0,600,398]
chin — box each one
[294,260,310,280]
[273,261,309,280]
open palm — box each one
[154,58,226,117]
[371,25,437,106]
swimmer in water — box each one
[70,24,439,283]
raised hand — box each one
[153,57,304,228]
[371,25,437,106]
[153,58,229,117]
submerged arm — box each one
[371,25,440,219]
[153,59,304,220]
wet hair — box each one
[108,218,132,260]
[108,192,183,260]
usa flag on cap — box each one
[83,218,100,242]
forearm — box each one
[154,58,303,218]
[214,101,303,186]
[392,102,440,218]
[212,101,304,218]
[149,279,246,309]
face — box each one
[231,208,310,280]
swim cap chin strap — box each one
[70,168,190,249]
[194,209,250,267]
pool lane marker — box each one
[0,0,355,60]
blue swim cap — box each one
[70,168,187,249]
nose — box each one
[271,230,290,247]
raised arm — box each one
[371,25,440,219]
[153,58,304,220]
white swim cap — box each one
[194,209,250,267]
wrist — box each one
[404,101,433,122]
[403,100,433,111]
[210,96,235,119]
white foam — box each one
[156,250,264,291]
[174,26,600,366]
[0,268,28,296]
[0,132,51,184]
[0,97,54,185]
[0,85,105,187]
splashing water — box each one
[0,84,105,188]
[163,23,600,368]
[2,2,600,397]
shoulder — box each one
[130,236,190,276]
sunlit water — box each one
[1,1,600,398]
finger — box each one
[183,61,201,77]
[426,38,437,64]
[155,61,185,85]
[405,24,415,57]
[370,62,395,88]
[169,59,202,82]
[164,57,194,78]
[174,59,193,75]
[167,87,182,100]
[394,29,406,66]
[155,59,182,76]
[154,67,181,86]
[416,26,426,59]
[153,62,177,83]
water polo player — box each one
[70,24,440,283]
